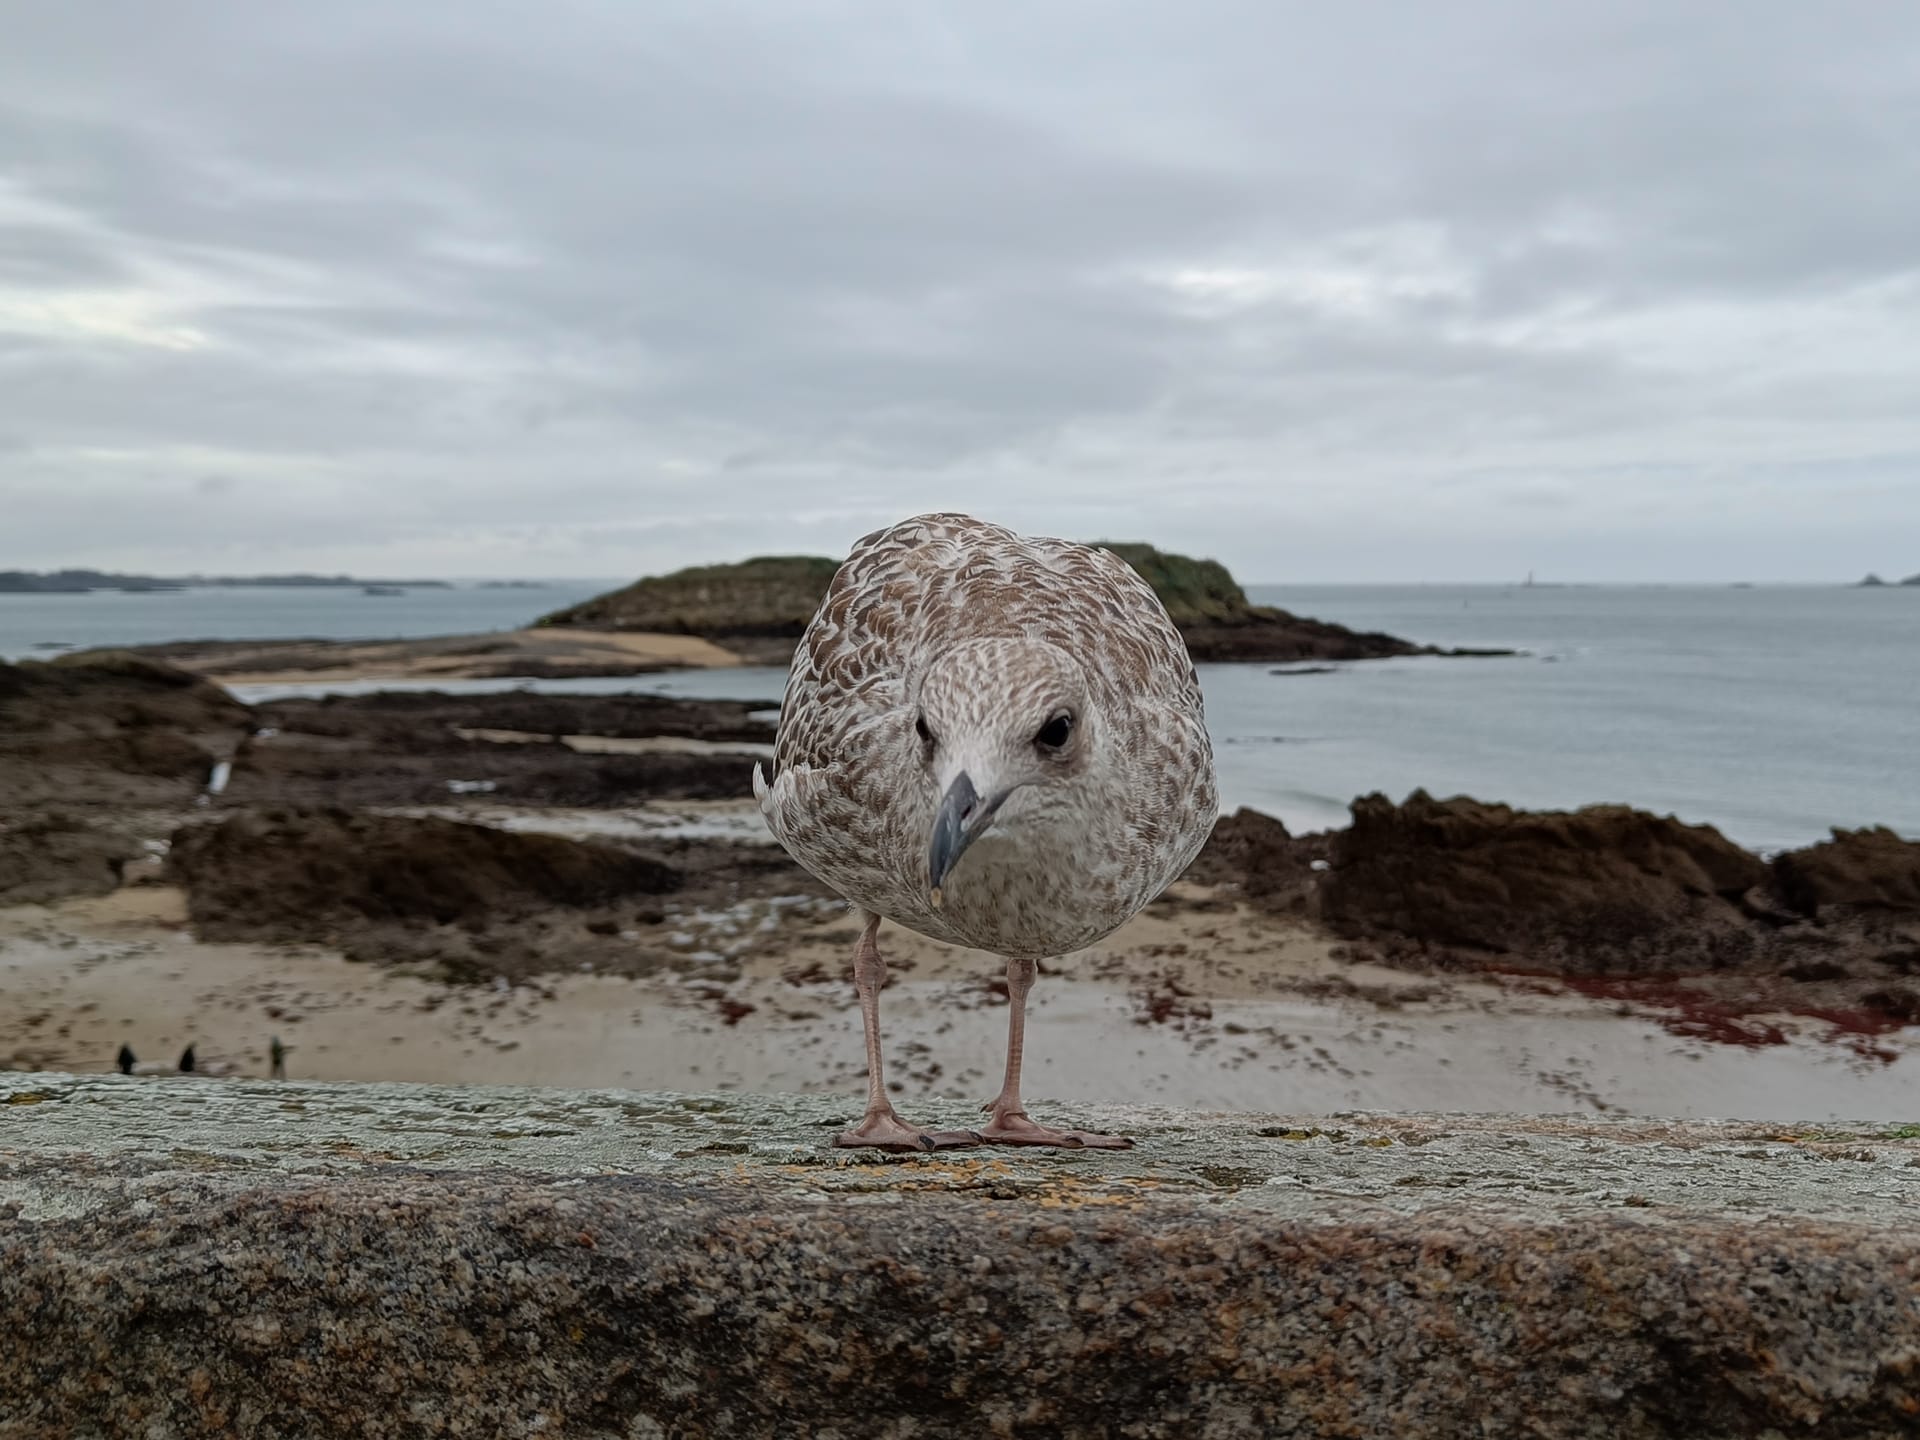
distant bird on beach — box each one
[755,514,1218,1149]
[116,1043,136,1076]
[178,1044,196,1074]
[269,1035,287,1080]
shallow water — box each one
[0,579,612,659]
[10,581,1916,850]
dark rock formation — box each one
[1322,791,1770,972]
[0,653,253,810]
[223,690,775,810]
[1182,807,1326,914]
[1313,795,1920,1036]
[0,815,138,905]
[541,542,1503,667]
[165,810,685,979]
[1776,826,1920,916]
[90,626,720,682]
[266,689,776,744]
[169,809,682,933]
[5,1078,1919,1440]
[163,808,823,980]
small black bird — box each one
[269,1035,286,1080]
[116,1043,136,1075]
[178,1044,196,1074]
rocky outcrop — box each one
[0,815,138,906]
[169,809,680,929]
[0,652,253,810]
[539,555,845,664]
[87,627,738,684]
[167,810,681,979]
[4,1075,1918,1440]
[540,542,1503,667]
[1777,826,1920,916]
[1311,793,1920,1031]
[223,690,777,810]
[1182,806,1326,914]
[163,808,822,980]
[1321,791,1771,971]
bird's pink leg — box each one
[835,914,980,1152]
[977,955,1132,1149]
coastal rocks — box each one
[223,691,773,809]
[539,543,1496,667]
[162,809,827,980]
[0,653,253,809]
[1321,791,1771,972]
[1183,807,1327,913]
[1171,610,1428,662]
[1316,795,1920,1033]
[169,809,681,931]
[89,628,739,685]
[1773,826,1920,917]
[166,810,685,978]
[0,816,137,905]
[266,689,778,745]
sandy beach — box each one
[7,853,1917,1121]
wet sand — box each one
[6,881,1914,1122]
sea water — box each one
[5,581,1914,851]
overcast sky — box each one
[3,2,1918,582]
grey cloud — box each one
[1,1,1918,581]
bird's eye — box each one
[1035,713,1073,749]
[915,713,934,745]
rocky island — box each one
[538,542,1514,666]
[65,540,1511,685]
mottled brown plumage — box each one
[754,513,1218,1150]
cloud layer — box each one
[4,1,1918,580]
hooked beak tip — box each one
[928,770,990,897]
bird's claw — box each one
[834,1114,983,1152]
[977,1110,1133,1149]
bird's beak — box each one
[928,771,1010,904]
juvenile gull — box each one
[754,513,1218,1149]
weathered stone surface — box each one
[3,1075,1917,1438]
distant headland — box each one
[0,570,454,594]
[1857,572,1920,587]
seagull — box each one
[754,514,1218,1150]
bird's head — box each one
[912,637,1098,902]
